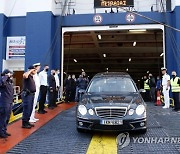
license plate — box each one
[100,120,123,125]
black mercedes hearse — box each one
[76,72,147,133]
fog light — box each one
[79,122,83,126]
[140,122,145,127]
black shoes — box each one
[38,110,45,114]
[44,110,48,113]
[28,123,35,127]
[22,125,31,129]
[5,132,11,136]
[0,134,8,138]
[22,121,33,129]
[48,106,55,110]
[38,109,48,114]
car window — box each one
[88,77,137,93]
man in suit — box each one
[48,70,56,109]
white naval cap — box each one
[33,63,41,67]
[161,67,167,71]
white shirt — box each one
[54,73,60,87]
[39,70,48,86]
[162,73,170,86]
[33,73,40,90]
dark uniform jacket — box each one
[0,75,14,107]
[48,75,56,91]
[23,75,36,93]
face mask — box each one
[172,75,176,78]
[45,69,49,72]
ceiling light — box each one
[98,34,101,40]
[103,54,106,58]
[133,42,136,46]
[129,29,147,32]
[129,58,131,62]
[126,68,129,72]
[160,53,164,57]
[74,59,77,62]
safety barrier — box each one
[9,86,22,123]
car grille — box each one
[95,107,127,118]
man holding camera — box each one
[0,69,14,138]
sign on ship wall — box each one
[6,36,26,60]
[94,0,134,8]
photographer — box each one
[0,69,14,138]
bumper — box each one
[77,117,147,132]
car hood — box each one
[82,92,141,107]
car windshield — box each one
[87,77,137,94]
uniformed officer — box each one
[170,71,180,112]
[0,69,14,138]
[143,76,150,102]
[22,66,36,128]
[161,67,170,109]
[38,65,49,114]
[54,69,60,104]
[29,63,41,123]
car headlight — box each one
[128,109,134,116]
[78,105,87,116]
[136,105,145,115]
[88,109,94,115]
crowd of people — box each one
[0,63,60,138]
[64,72,89,102]
[143,67,180,112]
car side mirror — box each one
[139,89,146,93]
[79,89,85,94]
[78,89,86,102]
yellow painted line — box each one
[87,133,117,154]
[9,112,22,123]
